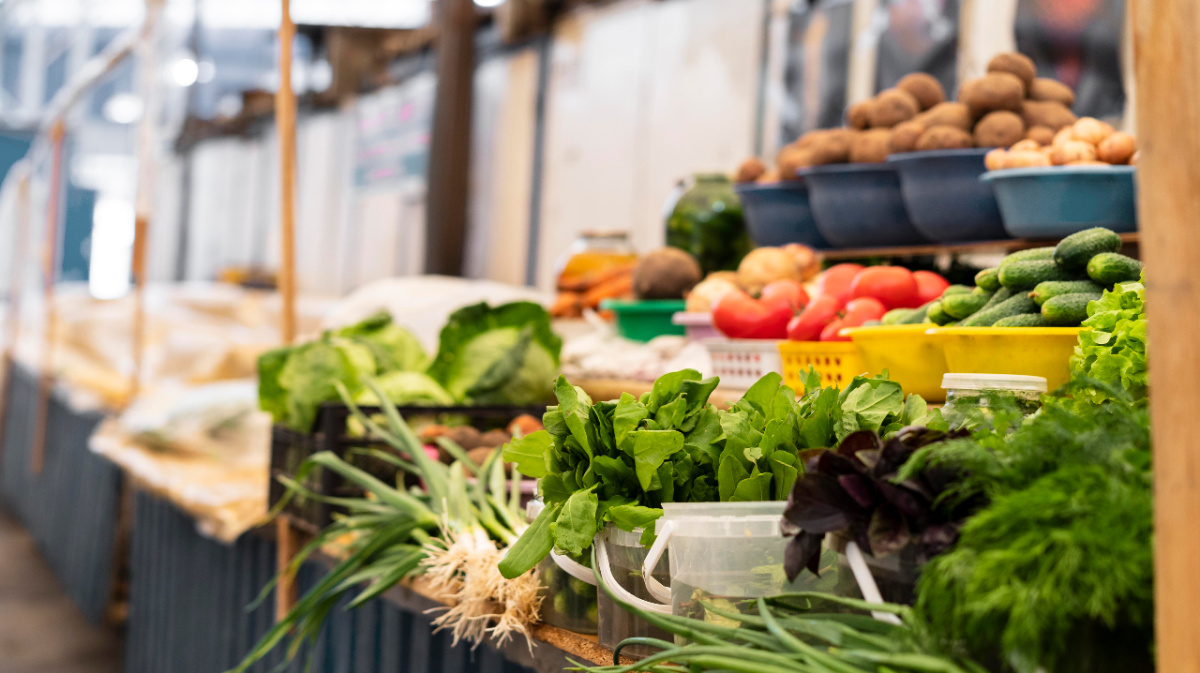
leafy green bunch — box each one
[908,380,1153,673]
[1070,274,1147,404]
[499,368,942,579]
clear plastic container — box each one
[596,525,672,658]
[642,502,840,623]
[831,534,921,605]
[537,552,598,634]
[941,373,1046,431]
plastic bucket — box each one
[601,299,687,342]
[888,149,1007,242]
[537,552,598,634]
[844,325,948,402]
[638,502,840,622]
[981,166,1137,238]
[591,525,673,658]
[802,164,928,248]
[926,326,1083,392]
[734,182,830,249]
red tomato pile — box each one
[710,263,948,342]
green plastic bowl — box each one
[600,299,687,342]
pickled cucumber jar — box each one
[664,174,752,275]
[941,374,1047,431]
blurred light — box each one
[171,58,199,86]
[474,0,505,7]
[103,93,142,124]
[215,94,243,118]
[88,198,136,300]
[197,60,216,84]
[310,59,333,93]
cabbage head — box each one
[258,336,376,431]
[335,311,427,373]
[354,371,454,407]
[426,302,561,406]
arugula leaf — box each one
[731,470,773,502]
[737,372,783,417]
[499,501,562,579]
[645,369,701,413]
[718,452,750,501]
[835,377,905,441]
[769,452,800,500]
[551,488,598,556]
[630,430,685,490]
[501,430,551,479]
[538,473,572,504]
[604,503,662,532]
[555,376,594,458]
[799,387,839,448]
[613,393,649,454]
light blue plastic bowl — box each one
[980,166,1138,238]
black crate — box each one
[269,403,547,533]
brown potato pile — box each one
[986,116,1136,170]
[731,51,1095,173]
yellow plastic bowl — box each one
[778,341,864,391]
[926,327,1083,392]
[843,325,948,402]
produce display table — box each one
[0,361,123,625]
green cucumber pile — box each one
[924,228,1142,328]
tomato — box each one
[760,279,809,311]
[912,270,951,305]
[819,318,849,341]
[787,294,841,341]
[712,290,794,339]
[849,266,919,309]
[842,297,887,326]
[816,264,864,304]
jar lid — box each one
[941,373,1047,393]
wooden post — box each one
[1131,2,1200,671]
[274,0,299,621]
[31,121,65,475]
[424,0,476,276]
[0,169,32,458]
[130,0,163,402]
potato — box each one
[984,148,1008,171]
[1009,139,1041,153]
[1022,100,1077,131]
[1129,151,1139,166]
[1002,150,1051,169]
[738,247,803,295]
[915,125,973,151]
[1097,131,1137,165]
[756,168,781,184]
[734,157,766,183]
[917,102,972,131]
[987,52,1036,90]
[888,120,926,154]
[1025,125,1056,145]
[896,73,945,110]
[961,73,1024,118]
[973,110,1026,147]
[1066,160,1110,166]
[850,128,894,163]
[807,128,856,164]
[1072,117,1115,145]
[1052,126,1076,148]
[1029,78,1075,107]
[1050,140,1098,166]
[1039,146,1055,162]
[776,144,810,179]
[633,248,703,299]
[846,100,873,130]
[868,89,920,128]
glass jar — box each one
[664,174,752,275]
[554,230,638,291]
[537,552,598,635]
[941,373,1047,431]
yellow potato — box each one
[1009,139,1041,153]
[1050,140,1098,166]
[984,148,1008,171]
[1072,117,1116,145]
[1003,150,1051,169]
[1097,132,1137,165]
[1025,125,1056,146]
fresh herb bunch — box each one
[499,368,943,580]
[908,380,1153,673]
[1070,275,1147,405]
[780,426,975,582]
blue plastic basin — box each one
[887,149,1007,242]
[981,166,1138,238]
[801,163,928,248]
[734,181,830,249]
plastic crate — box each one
[778,341,865,391]
[269,403,546,533]
[705,340,783,389]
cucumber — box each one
[998,259,1078,290]
[979,286,1014,311]
[927,300,953,326]
[1086,253,1143,286]
[1054,227,1122,269]
[998,247,1056,271]
[959,294,1040,327]
[1028,280,1104,306]
[975,268,1002,292]
[882,308,915,325]
[1041,292,1103,326]
[943,291,993,320]
[899,302,934,325]
[942,284,973,297]
[994,313,1052,327]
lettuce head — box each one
[426,302,562,405]
[335,310,427,373]
[258,336,377,431]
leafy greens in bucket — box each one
[498,368,943,579]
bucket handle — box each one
[550,550,597,586]
[640,520,675,603]
[844,541,902,625]
[594,530,672,614]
